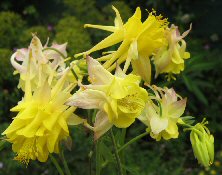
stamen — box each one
[14,138,37,165]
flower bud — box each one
[190,122,214,167]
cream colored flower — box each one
[139,86,186,141]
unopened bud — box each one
[190,122,214,167]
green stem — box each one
[95,140,101,175]
[89,144,95,175]
[110,128,123,175]
[89,149,93,175]
[118,132,148,153]
[42,47,66,59]
[120,129,126,175]
[49,154,65,175]
[61,151,72,175]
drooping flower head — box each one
[11,35,68,91]
[75,7,168,83]
[190,120,214,167]
[67,56,148,139]
[2,68,77,164]
[139,86,187,141]
[153,24,191,78]
[2,35,80,164]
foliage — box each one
[102,1,132,23]
[19,26,51,46]
[55,16,92,54]
[0,12,25,48]
[0,49,21,122]
[63,0,103,24]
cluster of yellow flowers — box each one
[2,6,214,168]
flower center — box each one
[117,93,144,114]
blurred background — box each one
[0,0,222,175]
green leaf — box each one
[182,74,193,91]
[0,140,6,151]
[192,83,208,105]
[187,62,216,72]
[195,80,214,88]
[100,141,114,164]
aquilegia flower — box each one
[138,86,187,141]
[11,35,68,91]
[2,66,78,164]
[153,24,191,77]
[75,7,168,83]
[66,56,148,139]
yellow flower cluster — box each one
[3,71,75,164]
[75,7,190,83]
[2,6,214,169]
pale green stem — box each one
[49,154,65,175]
[42,47,66,59]
[110,128,123,175]
[120,129,126,175]
[118,132,149,153]
[61,151,72,175]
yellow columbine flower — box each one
[11,35,68,91]
[139,86,187,141]
[153,24,191,77]
[75,7,168,83]
[66,56,148,139]
[2,68,78,164]
[190,120,214,167]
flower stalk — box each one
[110,128,124,175]
[61,151,72,175]
[118,131,149,153]
[50,154,65,175]
[95,140,101,175]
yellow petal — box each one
[131,55,151,84]
[84,24,116,32]
[67,114,86,125]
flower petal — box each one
[168,98,187,118]
[131,55,151,84]
[66,89,106,109]
[94,110,113,140]
[150,116,168,135]
[67,114,86,125]
[86,56,113,85]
